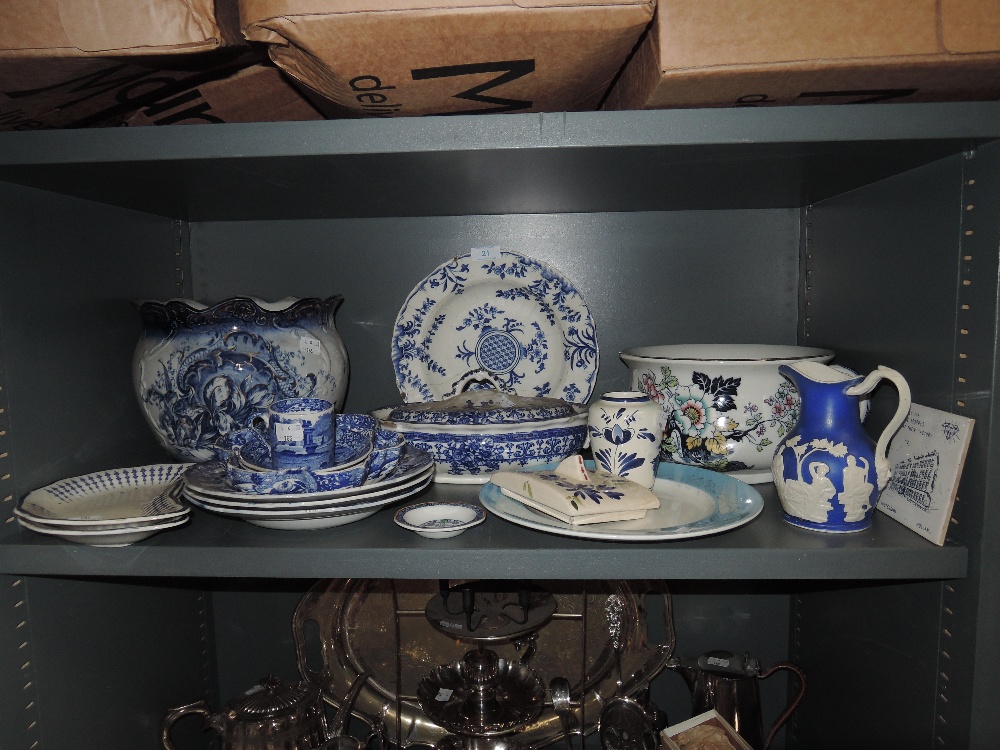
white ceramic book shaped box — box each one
[490,456,660,525]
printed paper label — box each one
[300,335,323,356]
[275,422,304,443]
[472,246,503,260]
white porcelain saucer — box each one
[18,464,191,524]
[16,514,189,547]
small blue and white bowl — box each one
[394,502,486,538]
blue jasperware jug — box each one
[771,362,911,532]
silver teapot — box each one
[162,674,367,750]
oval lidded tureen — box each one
[133,296,349,463]
[373,385,587,483]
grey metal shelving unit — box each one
[0,102,997,749]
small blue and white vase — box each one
[588,391,665,489]
[772,362,911,532]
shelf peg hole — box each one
[958,377,967,383]
[968,178,976,185]
[957,400,966,407]
[959,353,968,359]
[966,230,974,236]
[966,204,974,211]
[964,255,973,261]
[963,279,972,286]
[961,304,970,310]
[960,329,969,335]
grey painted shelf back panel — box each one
[0,104,995,220]
[189,210,802,410]
[0,483,967,580]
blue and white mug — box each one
[268,397,335,470]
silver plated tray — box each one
[292,579,674,749]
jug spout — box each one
[663,657,699,693]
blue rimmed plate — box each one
[478,461,763,541]
[391,250,598,404]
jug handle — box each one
[760,662,807,750]
[845,366,912,490]
[161,699,212,750]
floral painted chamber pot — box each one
[133,296,349,463]
[620,344,835,483]
[373,388,587,483]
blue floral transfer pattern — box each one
[637,365,800,473]
[392,251,598,403]
[134,297,347,463]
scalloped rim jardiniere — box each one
[391,251,598,404]
[133,295,349,463]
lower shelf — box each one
[0,481,968,580]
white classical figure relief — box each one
[839,455,875,522]
[773,435,853,523]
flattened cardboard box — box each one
[604,0,1000,110]
[0,0,251,130]
[240,0,656,117]
[125,63,323,125]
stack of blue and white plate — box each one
[181,445,434,530]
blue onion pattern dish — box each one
[392,251,598,404]
[133,296,349,463]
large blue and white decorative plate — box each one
[479,461,763,542]
[392,251,599,404]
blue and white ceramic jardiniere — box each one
[587,391,664,489]
[620,345,835,484]
[772,362,911,533]
[133,296,349,463]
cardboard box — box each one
[0,0,254,130]
[239,0,656,117]
[604,0,1000,111]
[125,63,324,125]
[661,710,754,750]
